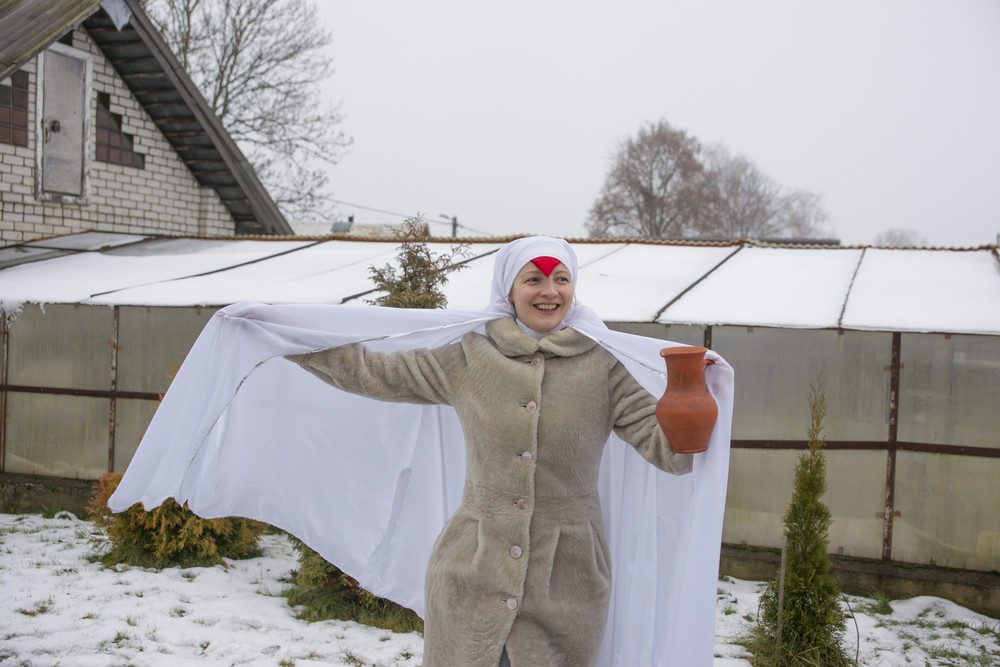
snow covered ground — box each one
[2,513,997,666]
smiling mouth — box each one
[534,304,560,311]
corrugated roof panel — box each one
[0,238,311,306]
[659,246,864,328]
[840,249,1000,335]
[86,240,403,306]
[578,244,737,322]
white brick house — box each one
[0,0,291,247]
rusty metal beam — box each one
[0,384,161,401]
[0,314,8,473]
[883,331,902,561]
[731,439,1000,458]
[108,306,119,473]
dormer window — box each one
[0,70,29,147]
[96,92,144,168]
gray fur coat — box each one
[290,317,691,666]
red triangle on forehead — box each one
[530,256,562,276]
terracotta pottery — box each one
[656,346,718,454]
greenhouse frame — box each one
[1,231,998,611]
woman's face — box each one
[509,261,574,333]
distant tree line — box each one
[587,119,831,241]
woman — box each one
[287,236,692,665]
[110,236,733,666]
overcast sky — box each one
[313,1,1000,247]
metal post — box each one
[882,332,901,561]
[108,306,119,472]
[0,311,8,473]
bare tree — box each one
[774,189,831,240]
[872,229,928,247]
[145,0,352,222]
[588,121,831,241]
[586,120,709,239]
[700,146,784,239]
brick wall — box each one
[0,27,238,246]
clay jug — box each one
[656,346,718,454]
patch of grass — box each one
[170,606,188,618]
[855,591,893,615]
[40,505,75,520]
[16,599,53,616]
[278,659,295,667]
[341,651,365,666]
[972,621,1000,639]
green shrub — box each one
[742,378,853,666]
[87,471,264,568]
[285,540,423,633]
[367,217,468,309]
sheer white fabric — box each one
[110,238,734,666]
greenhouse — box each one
[1,230,998,610]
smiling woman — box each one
[283,236,716,666]
[508,257,574,334]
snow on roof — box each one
[2,232,998,336]
[660,246,864,329]
[841,248,1000,334]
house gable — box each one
[0,0,291,246]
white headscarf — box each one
[487,235,607,331]
[109,237,734,666]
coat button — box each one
[515,498,529,510]
[530,355,541,368]
[506,597,519,610]
[520,451,533,463]
[525,400,537,413]
[510,546,523,559]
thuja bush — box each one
[285,541,423,633]
[87,472,264,568]
[367,216,468,309]
[743,378,853,667]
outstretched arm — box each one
[608,362,693,475]
[287,341,466,406]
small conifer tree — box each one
[745,377,853,666]
[367,217,469,309]
[288,216,467,629]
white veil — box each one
[109,237,734,666]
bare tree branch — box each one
[146,0,353,222]
[586,120,708,239]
